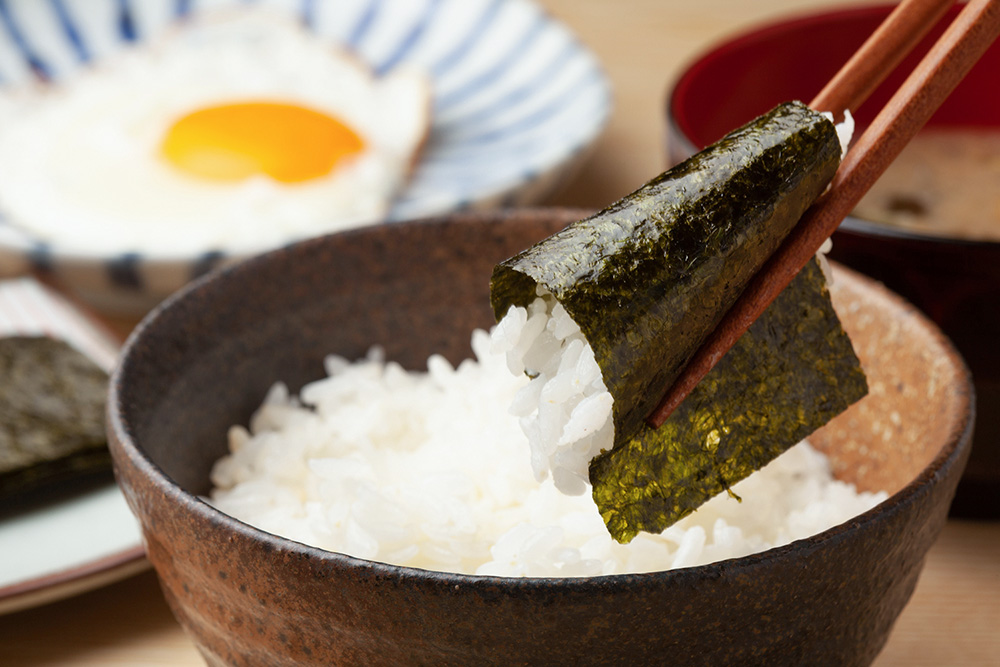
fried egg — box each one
[0,10,431,256]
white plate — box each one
[0,483,147,615]
[0,278,146,615]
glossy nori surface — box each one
[589,259,868,542]
[0,336,110,505]
[490,101,842,446]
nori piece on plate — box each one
[0,336,111,508]
[490,101,843,447]
[589,259,868,543]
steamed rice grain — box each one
[209,325,886,577]
[490,287,613,495]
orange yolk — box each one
[160,102,365,184]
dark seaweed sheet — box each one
[0,336,110,508]
[589,259,868,542]
[491,101,843,447]
[490,101,869,542]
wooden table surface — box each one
[3,1,999,664]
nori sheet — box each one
[490,101,843,447]
[490,101,868,542]
[589,259,868,542]
[0,336,111,508]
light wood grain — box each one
[2,1,998,665]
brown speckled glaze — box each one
[107,209,973,667]
[829,225,1000,518]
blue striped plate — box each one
[0,0,611,314]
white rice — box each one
[490,287,613,495]
[821,109,855,159]
[209,325,886,578]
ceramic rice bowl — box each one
[108,209,973,666]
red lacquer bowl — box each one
[666,3,1000,518]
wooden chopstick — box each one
[811,0,956,117]
[648,0,1000,428]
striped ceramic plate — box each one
[0,0,611,313]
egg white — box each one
[0,10,431,256]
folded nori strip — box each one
[0,336,111,507]
[589,259,868,542]
[490,101,842,447]
[490,101,868,542]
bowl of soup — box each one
[107,209,972,665]
[666,2,1000,517]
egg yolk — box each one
[161,102,365,184]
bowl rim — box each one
[838,214,1000,246]
[107,211,976,590]
[665,2,1000,248]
